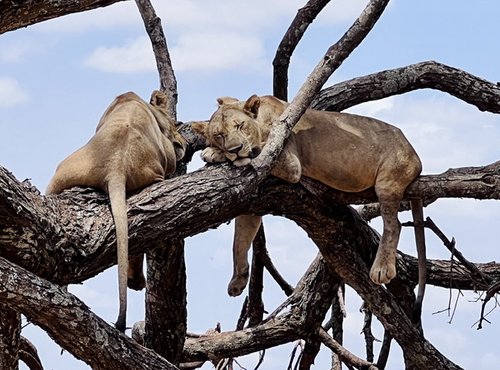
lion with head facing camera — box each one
[192,95,426,317]
[46,90,186,332]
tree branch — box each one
[0,0,126,35]
[312,60,500,113]
[135,0,178,120]
[273,0,332,100]
[0,257,177,370]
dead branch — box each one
[317,329,377,370]
[424,217,492,285]
[477,281,500,330]
[0,0,126,35]
[135,0,178,120]
[273,0,332,100]
[254,232,294,297]
[312,60,500,114]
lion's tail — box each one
[107,174,128,333]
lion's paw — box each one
[227,275,249,297]
[369,260,396,285]
[200,147,226,163]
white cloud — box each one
[171,33,267,73]
[84,33,267,74]
[83,37,156,73]
[0,77,29,107]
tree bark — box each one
[312,60,500,113]
[0,303,21,370]
[145,240,187,366]
[0,257,177,370]
[0,0,126,35]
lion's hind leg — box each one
[369,190,403,285]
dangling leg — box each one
[370,192,402,285]
[228,214,262,296]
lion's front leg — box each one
[270,141,302,183]
[228,214,262,297]
[200,146,227,163]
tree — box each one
[1,0,499,369]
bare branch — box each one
[135,0,178,120]
[0,257,177,370]
[0,0,126,35]
[312,60,500,113]
[273,0,331,100]
[19,337,44,370]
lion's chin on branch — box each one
[46,90,186,332]
[193,94,428,322]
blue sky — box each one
[1,0,499,369]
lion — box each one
[192,95,427,320]
[46,90,186,332]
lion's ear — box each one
[217,97,238,106]
[150,90,169,110]
[191,121,209,140]
[243,95,260,118]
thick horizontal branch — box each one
[0,0,126,35]
[1,160,499,286]
[0,257,176,370]
[312,60,500,113]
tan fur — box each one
[46,91,186,332]
[192,95,425,306]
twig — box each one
[254,232,294,296]
[424,217,492,285]
[287,340,305,370]
[360,303,379,362]
[477,281,500,329]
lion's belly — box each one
[294,124,394,192]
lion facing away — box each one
[46,90,186,332]
[192,95,425,312]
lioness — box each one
[46,91,186,332]
[192,95,426,316]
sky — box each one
[1,0,500,369]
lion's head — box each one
[193,95,273,166]
[149,90,187,161]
